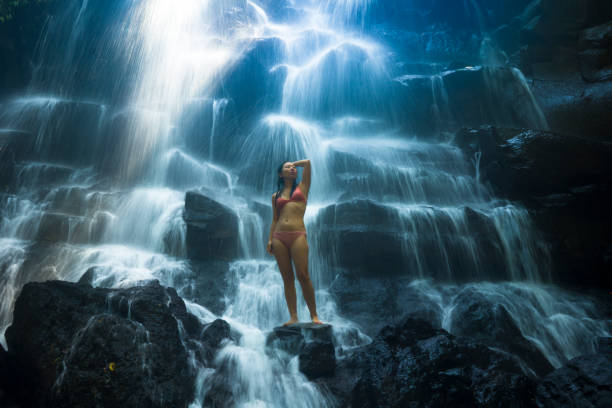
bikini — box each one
[273,185,307,250]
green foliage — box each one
[0,0,53,23]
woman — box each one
[267,159,323,326]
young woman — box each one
[267,159,323,326]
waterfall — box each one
[0,0,609,406]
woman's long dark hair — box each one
[274,161,298,210]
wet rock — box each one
[318,199,512,281]
[329,271,408,337]
[597,336,612,353]
[455,126,612,199]
[503,1,612,140]
[183,190,239,262]
[534,79,612,142]
[453,126,612,288]
[210,37,286,139]
[201,318,233,349]
[266,326,306,355]
[196,318,236,366]
[449,287,554,377]
[348,316,537,407]
[535,348,612,407]
[266,323,336,379]
[578,20,612,82]
[315,199,408,275]
[77,267,96,285]
[0,131,20,191]
[35,212,70,242]
[14,162,74,190]
[178,260,231,316]
[299,340,336,380]
[3,279,202,408]
[34,210,102,245]
[0,343,19,408]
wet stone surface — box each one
[266,323,336,379]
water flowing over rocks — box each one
[454,125,612,287]
[266,323,336,380]
[447,287,554,377]
[1,0,612,406]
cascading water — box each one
[0,0,610,406]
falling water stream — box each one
[0,1,610,406]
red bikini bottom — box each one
[273,230,307,250]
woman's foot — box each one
[282,317,299,326]
[311,316,324,324]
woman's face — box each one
[279,162,297,179]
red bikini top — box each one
[276,186,306,211]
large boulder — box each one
[2,279,204,407]
[182,190,239,261]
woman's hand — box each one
[267,240,273,254]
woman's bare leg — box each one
[290,234,323,324]
[272,237,298,325]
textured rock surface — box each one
[2,279,206,408]
[448,287,554,377]
[266,323,336,379]
[322,316,539,407]
[183,190,239,261]
[535,337,612,407]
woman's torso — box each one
[274,185,308,231]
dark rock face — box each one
[178,260,232,316]
[0,342,19,408]
[501,2,612,140]
[454,126,612,199]
[0,1,62,96]
[454,126,612,287]
[579,21,612,82]
[183,190,239,261]
[535,338,612,407]
[320,317,612,408]
[335,317,538,407]
[2,280,205,407]
[392,66,548,136]
[329,272,404,338]
[196,318,237,366]
[265,323,336,379]
[449,287,554,377]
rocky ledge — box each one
[1,280,610,407]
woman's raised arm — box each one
[293,159,311,192]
